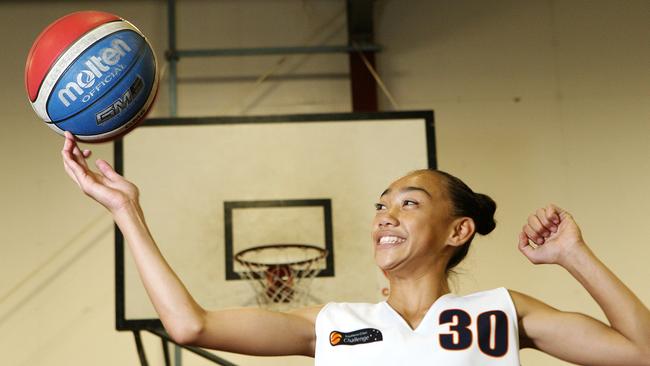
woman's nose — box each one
[377,210,399,228]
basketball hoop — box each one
[234,244,328,310]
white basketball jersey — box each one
[315,287,520,366]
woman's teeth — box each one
[379,236,406,245]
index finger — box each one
[545,204,562,225]
[62,131,76,155]
[62,131,91,168]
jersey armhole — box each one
[501,287,521,348]
[313,302,336,361]
[314,303,335,336]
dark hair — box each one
[424,170,497,272]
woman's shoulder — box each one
[315,301,387,321]
[287,302,383,323]
[451,287,511,300]
[319,301,386,312]
[445,287,518,314]
[287,304,326,325]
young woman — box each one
[61,132,650,365]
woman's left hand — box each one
[518,204,586,266]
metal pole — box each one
[347,0,378,112]
[133,331,149,366]
[174,343,183,366]
[167,0,178,117]
[162,338,172,366]
[168,3,180,362]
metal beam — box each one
[347,0,378,112]
[163,0,381,115]
[171,43,380,58]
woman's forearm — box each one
[562,243,650,350]
[113,202,206,344]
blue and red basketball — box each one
[25,11,158,143]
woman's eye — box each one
[403,200,418,207]
[374,203,386,211]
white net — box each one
[234,244,327,311]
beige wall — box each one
[1,1,648,365]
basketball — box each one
[25,11,158,143]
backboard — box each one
[114,111,435,330]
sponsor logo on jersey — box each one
[329,328,383,346]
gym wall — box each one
[0,1,647,365]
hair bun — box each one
[474,193,496,235]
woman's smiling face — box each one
[371,171,456,274]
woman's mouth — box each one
[378,235,406,245]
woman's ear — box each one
[446,217,476,247]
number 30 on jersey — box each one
[439,309,509,357]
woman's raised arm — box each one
[513,204,650,365]
[61,132,318,356]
